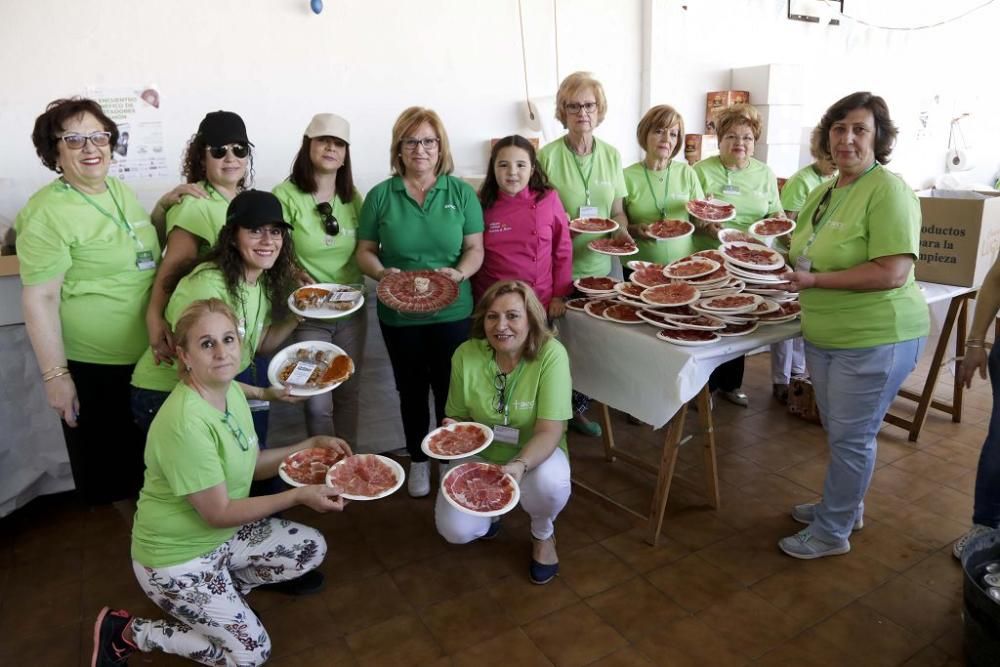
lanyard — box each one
[222,406,252,451]
[802,162,880,258]
[491,358,524,426]
[642,163,671,219]
[568,138,597,206]
[65,179,144,251]
[204,181,232,203]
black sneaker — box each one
[91,606,137,666]
[258,569,325,596]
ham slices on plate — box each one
[441,462,520,517]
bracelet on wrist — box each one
[42,365,68,377]
[512,457,529,473]
[43,369,71,382]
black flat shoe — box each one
[258,569,325,596]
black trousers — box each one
[709,356,745,393]
[379,318,471,462]
[63,360,145,505]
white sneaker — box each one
[953,524,995,560]
[792,503,863,531]
[408,461,431,497]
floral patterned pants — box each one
[130,518,326,666]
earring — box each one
[185,365,191,372]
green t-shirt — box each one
[15,178,160,364]
[131,381,258,567]
[537,136,628,279]
[789,165,930,349]
[165,181,229,252]
[272,180,363,287]
[445,337,572,465]
[692,156,782,249]
[623,160,705,264]
[131,263,270,391]
[780,164,834,213]
[358,174,484,327]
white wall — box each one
[0,0,643,215]
[1,0,997,226]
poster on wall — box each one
[85,85,167,181]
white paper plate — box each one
[267,341,353,397]
[750,218,796,239]
[278,448,345,488]
[441,462,521,517]
[569,217,620,234]
[421,422,494,460]
[325,454,405,501]
[721,242,785,271]
[663,258,720,280]
[288,283,365,320]
[626,260,665,272]
[656,329,720,346]
[698,293,764,314]
[574,277,619,295]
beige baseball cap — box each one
[304,113,350,143]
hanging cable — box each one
[553,0,561,83]
[839,0,996,31]
[517,0,533,120]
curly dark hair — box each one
[817,91,897,165]
[180,133,255,188]
[165,222,297,321]
[31,97,119,173]
[479,135,552,211]
[288,136,355,202]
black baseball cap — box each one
[198,110,251,146]
[226,190,291,230]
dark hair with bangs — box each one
[817,91,897,165]
[479,135,551,211]
[287,136,356,202]
[31,97,119,173]
[180,132,254,189]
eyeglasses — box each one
[316,202,339,236]
[811,186,834,229]
[564,102,598,114]
[722,134,755,144]
[208,143,250,159]
[58,132,113,149]
[401,137,440,151]
[222,411,251,452]
[493,371,508,415]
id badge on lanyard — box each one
[135,250,156,271]
[492,424,520,444]
[578,205,599,219]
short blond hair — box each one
[554,71,608,128]
[389,107,454,176]
[173,298,240,379]
[715,103,762,141]
[636,105,685,158]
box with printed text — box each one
[915,190,1000,287]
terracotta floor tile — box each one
[0,621,81,666]
[322,572,413,635]
[485,574,579,625]
[807,601,926,665]
[345,613,443,667]
[738,474,817,508]
[942,470,976,496]
[868,466,942,503]
[583,646,654,666]
[738,437,824,474]
[557,543,634,598]
[633,614,748,666]
[266,636,355,666]
[559,494,643,543]
[645,554,745,613]
[598,526,689,573]
[450,628,552,667]
[522,602,628,667]
[751,563,858,628]
[696,520,796,586]
[717,451,772,486]
[775,457,830,495]
[902,549,965,603]
[389,551,484,609]
[752,631,866,667]
[362,518,449,570]
[920,441,983,469]
[890,451,970,485]
[420,588,514,654]
[899,643,957,667]
[586,576,689,642]
[849,520,939,572]
[888,505,969,549]
[695,590,803,658]
[657,508,738,550]
[858,575,961,640]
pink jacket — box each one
[473,188,573,309]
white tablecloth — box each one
[558,281,975,430]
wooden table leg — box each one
[906,294,963,441]
[695,386,720,509]
[599,402,615,462]
[953,297,969,423]
[646,403,688,546]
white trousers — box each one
[435,448,571,543]
[770,337,806,384]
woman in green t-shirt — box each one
[623,104,705,266]
[435,281,572,585]
[779,92,929,560]
[274,113,366,447]
[131,190,301,433]
[146,111,254,366]
[92,298,350,666]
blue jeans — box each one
[806,337,925,542]
[973,343,1000,527]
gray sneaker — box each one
[408,461,431,498]
[792,503,863,531]
[778,528,851,560]
[952,524,995,560]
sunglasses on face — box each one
[59,131,113,149]
[208,143,250,159]
[316,202,339,236]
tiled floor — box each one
[0,339,986,666]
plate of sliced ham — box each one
[326,454,404,500]
[279,447,346,487]
[647,219,694,241]
[588,238,639,256]
[421,422,493,460]
[441,462,520,517]
[569,217,619,234]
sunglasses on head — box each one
[316,202,339,236]
[208,143,249,159]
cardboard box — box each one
[915,190,1000,287]
[731,64,803,105]
[705,90,749,134]
[684,133,718,165]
